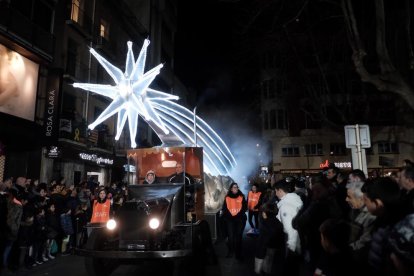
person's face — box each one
[275,188,283,199]
[99,190,106,199]
[39,189,47,197]
[252,185,257,192]
[176,164,183,174]
[147,174,154,181]
[49,205,55,212]
[231,184,239,194]
[363,193,381,215]
[346,189,364,209]
[326,169,336,180]
[348,174,360,183]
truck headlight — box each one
[149,218,160,230]
[106,219,117,230]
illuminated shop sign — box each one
[319,160,352,169]
[46,146,61,158]
[79,152,113,165]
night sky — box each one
[175,0,249,109]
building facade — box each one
[0,0,183,185]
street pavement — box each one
[0,228,267,276]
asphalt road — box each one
[1,230,266,276]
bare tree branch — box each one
[341,0,414,110]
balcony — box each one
[59,118,115,152]
[0,2,54,61]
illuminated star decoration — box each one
[73,40,236,176]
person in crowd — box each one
[388,213,414,276]
[348,169,366,183]
[345,180,376,272]
[2,188,23,271]
[362,177,405,275]
[326,166,339,187]
[32,207,48,265]
[108,182,120,198]
[399,166,414,214]
[293,179,342,272]
[314,219,353,276]
[143,170,159,184]
[45,202,59,260]
[16,209,34,269]
[74,203,89,247]
[254,202,284,276]
[274,179,303,275]
[221,182,247,261]
[293,178,309,209]
[247,183,262,234]
[14,177,27,196]
[90,187,111,224]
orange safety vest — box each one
[248,191,261,211]
[90,200,111,223]
[226,195,243,216]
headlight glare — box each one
[149,218,160,230]
[106,219,117,230]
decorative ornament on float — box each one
[73,39,236,176]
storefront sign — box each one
[79,152,113,165]
[319,160,352,169]
[43,69,62,145]
[46,146,61,158]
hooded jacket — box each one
[277,192,303,253]
[143,170,158,184]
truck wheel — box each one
[85,229,118,276]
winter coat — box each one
[6,198,23,241]
[255,214,284,259]
[277,192,303,253]
[349,207,376,251]
[60,213,74,235]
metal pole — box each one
[193,107,197,147]
[355,124,363,171]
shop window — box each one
[282,145,300,157]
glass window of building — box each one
[282,145,300,157]
[305,143,323,156]
[378,142,399,154]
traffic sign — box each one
[345,125,371,148]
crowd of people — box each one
[220,164,414,276]
[1,161,414,276]
[0,176,128,274]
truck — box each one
[76,146,218,276]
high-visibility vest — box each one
[226,195,243,216]
[248,191,261,211]
[90,200,111,223]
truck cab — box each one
[76,147,215,276]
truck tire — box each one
[84,229,118,276]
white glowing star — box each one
[73,40,177,148]
[74,40,237,176]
